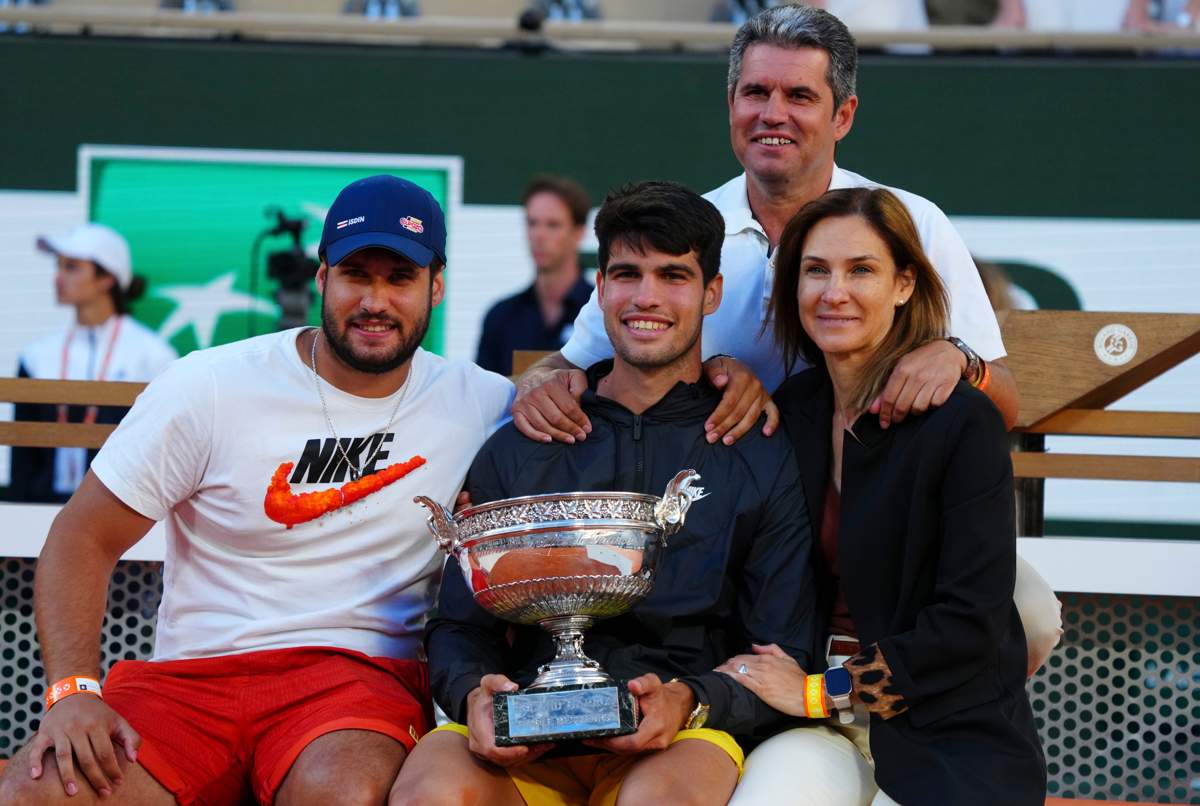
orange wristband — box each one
[45,676,102,710]
[973,360,992,392]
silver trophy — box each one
[415,469,706,745]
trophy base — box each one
[494,682,638,746]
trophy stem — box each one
[527,615,613,690]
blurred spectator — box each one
[476,176,592,376]
[9,224,177,503]
[991,0,1125,29]
[713,0,780,25]
[715,1,928,32]
[526,0,603,22]
[810,0,928,32]
[926,0,999,25]
[992,0,1200,31]
[0,0,48,35]
[160,0,236,12]
[715,1,929,53]
[1130,0,1200,30]
[343,0,420,19]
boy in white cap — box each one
[8,223,176,503]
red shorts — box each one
[103,646,431,806]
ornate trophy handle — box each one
[413,496,460,554]
[653,469,707,543]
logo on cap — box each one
[336,216,365,230]
[399,216,424,234]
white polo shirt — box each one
[562,167,1006,393]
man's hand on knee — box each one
[28,694,140,798]
[587,675,694,755]
[466,675,553,768]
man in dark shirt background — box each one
[475,175,593,375]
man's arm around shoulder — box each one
[511,350,592,444]
[513,351,780,445]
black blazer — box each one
[775,368,1045,806]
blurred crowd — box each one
[716,0,1200,31]
[4,0,1197,33]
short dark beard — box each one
[611,314,702,372]
[320,289,432,375]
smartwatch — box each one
[945,336,982,384]
[825,665,855,725]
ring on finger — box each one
[737,664,748,675]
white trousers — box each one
[729,710,901,805]
[729,555,1060,805]
[1015,553,1063,676]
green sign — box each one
[81,146,461,356]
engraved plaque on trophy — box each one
[415,470,706,745]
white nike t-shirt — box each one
[91,329,514,662]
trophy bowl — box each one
[415,469,706,745]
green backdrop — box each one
[2,36,1198,219]
[85,153,451,354]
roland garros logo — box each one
[1093,323,1138,367]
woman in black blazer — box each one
[721,188,1045,806]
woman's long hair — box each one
[769,187,950,414]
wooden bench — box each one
[0,378,146,449]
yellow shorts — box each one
[428,722,744,806]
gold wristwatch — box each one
[685,701,710,729]
[670,678,710,729]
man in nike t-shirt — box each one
[0,175,513,806]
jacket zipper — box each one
[633,414,644,490]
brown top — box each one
[822,482,909,719]
[819,483,856,639]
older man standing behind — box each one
[514,5,1015,441]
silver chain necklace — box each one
[309,328,409,481]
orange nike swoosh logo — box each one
[264,456,426,528]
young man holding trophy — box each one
[394,181,816,806]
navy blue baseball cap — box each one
[319,174,447,268]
